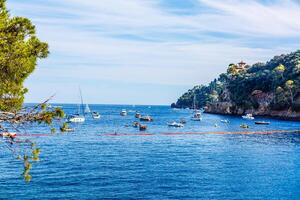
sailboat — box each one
[67,87,85,123]
[84,104,91,114]
[84,103,101,119]
[191,95,202,121]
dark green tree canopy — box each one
[173,50,300,111]
[0,0,66,182]
[0,0,49,111]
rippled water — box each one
[1,104,300,199]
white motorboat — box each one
[135,112,141,119]
[167,122,184,128]
[242,113,254,120]
[191,95,202,121]
[92,112,101,119]
[191,110,202,121]
[221,119,230,123]
[120,109,127,116]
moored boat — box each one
[67,114,85,123]
[84,104,91,114]
[135,112,141,119]
[133,121,140,128]
[68,87,86,123]
[167,122,184,128]
[191,95,202,121]
[240,124,250,129]
[1,132,17,138]
[140,115,153,122]
[120,109,127,116]
[139,125,147,131]
[180,118,187,124]
[92,112,101,119]
[221,119,229,123]
[191,110,202,121]
[242,113,254,120]
[255,121,270,125]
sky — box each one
[6,0,300,105]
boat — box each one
[240,124,249,129]
[139,125,147,131]
[133,121,140,128]
[67,87,85,123]
[120,109,127,116]
[191,110,202,121]
[255,121,270,125]
[85,104,101,119]
[92,111,101,119]
[135,112,141,119]
[221,119,230,123]
[67,114,85,123]
[64,128,75,132]
[1,132,17,138]
[191,95,202,121]
[61,127,75,132]
[242,113,254,120]
[60,122,75,132]
[167,122,184,128]
[84,104,91,114]
[180,118,187,124]
[140,115,153,122]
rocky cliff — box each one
[173,50,300,120]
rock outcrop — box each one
[205,90,300,120]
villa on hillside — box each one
[236,60,249,70]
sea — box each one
[0,104,300,199]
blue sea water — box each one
[1,104,300,199]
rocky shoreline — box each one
[204,102,300,121]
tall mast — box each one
[79,86,85,116]
[193,94,197,110]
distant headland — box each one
[172,50,300,120]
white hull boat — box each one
[191,111,202,121]
[68,114,85,123]
[92,112,101,119]
[68,87,86,123]
[242,114,254,120]
[168,122,184,128]
[120,109,127,116]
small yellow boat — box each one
[240,124,249,129]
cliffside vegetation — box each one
[172,50,300,114]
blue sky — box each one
[6,0,300,105]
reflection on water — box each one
[0,104,300,199]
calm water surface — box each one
[1,104,300,199]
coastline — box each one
[204,110,300,121]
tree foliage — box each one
[173,50,300,111]
[0,0,66,182]
[0,0,49,111]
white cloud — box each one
[199,0,300,37]
[6,0,300,104]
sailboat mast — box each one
[79,87,85,116]
[193,94,196,110]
